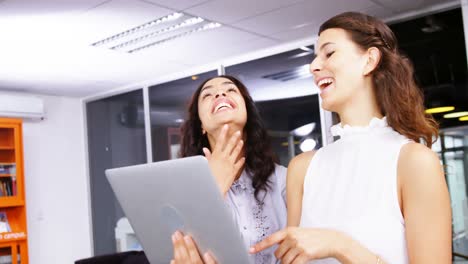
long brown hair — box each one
[319,12,438,147]
[179,75,277,200]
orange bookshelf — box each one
[0,118,28,264]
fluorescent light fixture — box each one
[91,12,183,47]
[300,138,316,152]
[460,116,468,121]
[128,22,221,53]
[443,111,468,118]
[91,12,222,53]
[110,17,204,50]
[425,106,454,114]
[291,123,315,136]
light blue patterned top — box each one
[225,164,287,264]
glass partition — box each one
[225,45,322,165]
[149,70,218,162]
[86,89,147,255]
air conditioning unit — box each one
[0,93,45,120]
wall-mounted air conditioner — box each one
[0,93,45,120]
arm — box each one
[287,151,314,226]
[399,143,452,263]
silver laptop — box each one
[105,155,252,264]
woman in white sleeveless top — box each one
[251,12,451,263]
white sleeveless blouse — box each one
[300,117,410,264]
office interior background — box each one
[0,0,467,263]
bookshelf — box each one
[0,118,28,264]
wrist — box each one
[332,231,352,262]
[333,232,380,264]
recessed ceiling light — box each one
[443,111,468,118]
[291,123,315,136]
[425,106,455,114]
[460,116,468,121]
[300,138,316,152]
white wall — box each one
[21,95,92,263]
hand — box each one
[203,124,245,195]
[250,227,346,264]
[171,230,217,264]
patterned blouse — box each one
[225,164,287,264]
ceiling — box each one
[0,0,460,97]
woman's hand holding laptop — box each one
[171,230,218,264]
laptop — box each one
[105,155,252,264]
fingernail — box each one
[184,236,191,243]
[175,231,182,239]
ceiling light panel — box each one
[91,12,222,53]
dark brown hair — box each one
[179,75,277,200]
[319,12,438,147]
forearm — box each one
[335,233,385,264]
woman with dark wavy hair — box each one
[251,12,451,264]
[171,75,287,264]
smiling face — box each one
[310,28,370,113]
[197,77,247,135]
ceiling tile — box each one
[132,26,272,64]
[186,0,303,24]
[376,0,456,13]
[361,4,396,19]
[234,0,375,36]
[141,0,211,11]
[272,22,319,42]
[0,0,106,16]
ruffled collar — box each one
[330,116,389,137]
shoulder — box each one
[274,163,287,176]
[399,142,441,172]
[289,151,316,172]
[398,142,444,193]
[271,163,287,187]
[287,151,316,184]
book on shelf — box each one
[0,212,11,233]
[0,178,16,197]
[0,254,20,264]
[0,164,15,175]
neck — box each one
[207,124,245,151]
[207,125,246,180]
[337,83,383,127]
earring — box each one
[202,129,206,135]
